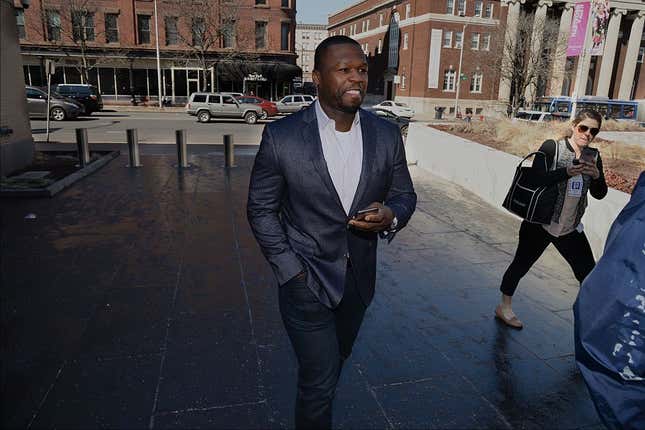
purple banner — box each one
[567,2,591,57]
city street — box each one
[31,111,271,145]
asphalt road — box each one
[31,111,273,145]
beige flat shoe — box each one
[495,305,524,329]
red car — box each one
[236,96,278,119]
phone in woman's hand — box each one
[581,147,598,163]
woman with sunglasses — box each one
[495,109,608,329]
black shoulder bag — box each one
[502,141,560,225]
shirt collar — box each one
[314,99,360,132]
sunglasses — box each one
[577,124,599,136]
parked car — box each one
[514,110,554,123]
[365,107,410,140]
[371,100,415,118]
[235,95,278,119]
[220,92,244,98]
[276,94,315,114]
[185,92,264,124]
[25,86,82,121]
[53,84,103,115]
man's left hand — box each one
[348,202,395,232]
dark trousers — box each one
[500,220,596,296]
[279,264,366,430]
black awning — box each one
[216,60,301,81]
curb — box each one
[0,151,120,198]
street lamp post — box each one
[454,22,467,119]
[153,0,163,108]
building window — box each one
[471,32,480,50]
[457,0,466,16]
[281,22,290,50]
[137,15,151,44]
[379,13,384,26]
[446,0,454,14]
[403,33,408,49]
[401,74,407,89]
[455,31,463,48]
[16,9,26,39]
[72,11,95,42]
[443,30,453,47]
[46,10,61,42]
[378,39,382,53]
[443,69,456,91]
[484,3,493,18]
[362,20,366,32]
[474,0,483,17]
[406,4,411,19]
[366,19,370,31]
[255,0,267,5]
[255,21,267,49]
[105,13,119,43]
[638,47,645,63]
[223,19,235,48]
[192,17,205,46]
[470,72,483,93]
[281,0,290,7]
[482,33,490,50]
[165,17,178,45]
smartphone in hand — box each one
[354,206,379,221]
[581,147,598,163]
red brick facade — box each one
[17,0,300,102]
[329,0,505,115]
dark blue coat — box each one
[247,106,416,308]
[574,172,645,429]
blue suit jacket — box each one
[247,106,416,308]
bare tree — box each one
[165,0,258,91]
[485,11,565,115]
[30,0,125,84]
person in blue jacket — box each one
[574,171,645,429]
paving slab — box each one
[0,151,601,429]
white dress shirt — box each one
[314,100,363,215]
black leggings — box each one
[500,220,596,296]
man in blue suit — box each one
[247,36,416,429]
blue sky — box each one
[296,0,356,24]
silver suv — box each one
[276,94,315,114]
[186,92,263,124]
[25,86,82,121]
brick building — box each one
[329,0,645,118]
[16,0,300,103]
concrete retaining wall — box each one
[405,123,631,259]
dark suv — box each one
[54,84,103,115]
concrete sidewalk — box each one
[1,151,602,429]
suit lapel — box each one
[302,108,345,213]
[348,109,376,215]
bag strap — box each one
[517,151,547,170]
[552,139,560,171]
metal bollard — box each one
[224,134,235,168]
[176,129,189,168]
[75,128,90,167]
[126,129,142,167]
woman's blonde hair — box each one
[572,109,603,127]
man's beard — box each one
[335,92,363,114]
